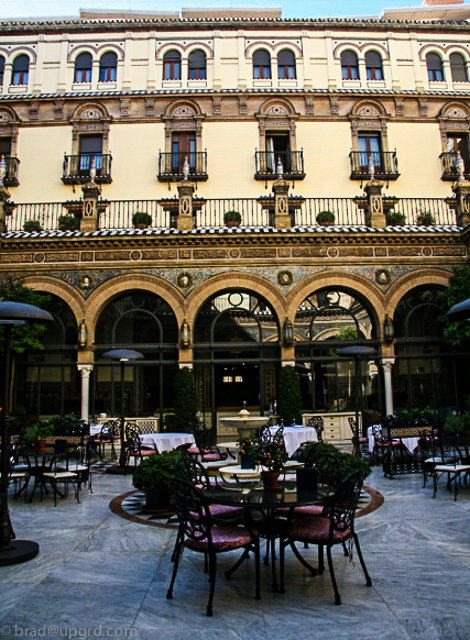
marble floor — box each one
[1,465,470,640]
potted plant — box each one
[223,210,242,228]
[131,449,181,511]
[277,365,303,426]
[236,434,255,469]
[57,214,79,231]
[416,211,436,225]
[174,367,198,432]
[299,441,372,482]
[33,418,56,453]
[386,211,406,225]
[132,211,152,229]
[23,220,43,232]
[250,436,288,490]
[316,211,335,226]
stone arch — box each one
[258,96,297,117]
[156,42,185,60]
[286,271,385,338]
[350,98,389,118]
[419,43,446,63]
[8,47,36,65]
[67,45,98,64]
[184,43,213,58]
[361,43,389,59]
[445,44,470,62]
[438,100,470,120]
[184,272,286,329]
[71,101,110,121]
[245,41,275,57]
[20,276,85,326]
[95,44,125,61]
[273,42,303,58]
[333,42,361,61]
[163,98,203,118]
[84,274,185,340]
[384,269,451,319]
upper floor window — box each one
[74,53,92,83]
[341,50,359,80]
[188,50,206,80]
[365,51,383,80]
[99,52,117,82]
[450,53,468,82]
[164,50,181,80]
[426,53,444,82]
[278,49,296,79]
[0,56,4,86]
[12,55,29,86]
[253,49,271,79]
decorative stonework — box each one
[293,248,328,257]
[130,251,142,261]
[229,249,240,258]
[177,272,193,288]
[193,250,229,259]
[1,254,33,263]
[78,274,93,289]
[327,247,339,257]
[95,251,131,261]
[179,250,191,259]
[422,247,432,257]
[34,253,45,263]
[81,252,94,262]
[375,248,387,257]
[141,250,178,260]
[277,271,293,286]
[389,247,423,256]
[240,249,276,258]
[45,253,80,262]
[278,249,290,257]
[433,246,466,256]
[375,269,391,285]
[339,248,374,257]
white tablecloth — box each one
[367,426,420,453]
[89,424,102,436]
[269,426,318,456]
[139,432,195,453]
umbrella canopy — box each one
[0,301,53,325]
[337,345,377,359]
[101,349,144,361]
[447,298,470,322]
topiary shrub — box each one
[277,365,303,426]
[174,366,199,431]
[224,210,242,226]
[416,211,436,225]
[132,211,152,227]
[316,210,335,225]
[23,220,42,232]
[57,214,79,231]
[386,211,406,225]
[131,449,182,492]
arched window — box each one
[99,52,117,82]
[12,55,29,86]
[75,52,92,83]
[163,50,181,80]
[450,52,468,82]
[188,50,206,80]
[253,49,271,79]
[426,52,444,82]
[278,49,296,79]
[341,50,359,80]
[365,51,383,81]
[0,56,4,86]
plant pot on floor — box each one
[143,487,172,512]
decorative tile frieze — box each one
[45,252,80,262]
[95,251,131,261]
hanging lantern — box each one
[181,319,190,348]
[78,319,88,348]
[384,315,394,342]
[283,318,294,346]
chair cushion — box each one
[277,505,325,517]
[202,453,226,462]
[208,504,245,518]
[186,525,255,552]
[288,516,350,544]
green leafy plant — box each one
[277,365,302,426]
[386,211,406,225]
[382,407,432,430]
[236,434,255,455]
[316,211,335,225]
[45,413,87,436]
[132,211,152,227]
[439,265,470,345]
[131,449,181,492]
[174,367,199,431]
[416,211,436,225]
[251,438,288,472]
[223,210,242,224]
[57,214,79,231]
[33,418,56,440]
[299,441,372,481]
[23,220,43,232]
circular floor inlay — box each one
[110,485,384,530]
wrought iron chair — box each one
[191,425,228,463]
[90,420,120,460]
[166,477,261,616]
[42,439,80,506]
[279,471,372,605]
[306,416,324,441]
[431,435,470,501]
[348,417,369,457]
[125,423,157,466]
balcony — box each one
[440,152,470,181]
[62,154,113,185]
[2,155,20,187]
[157,151,208,182]
[255,150,305,181]
[349,151,399,182]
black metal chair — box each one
[192,426,228,463]
[348,417,369,457]
[306,416,324,441]
[42,439,80,506]
[166,477,261,616]
[280,471,372,605]
[90,420,120,460]
[125,423,157,466]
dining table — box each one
[204,477,334,593]
[367,425,420,454]
[139,432,195,453]
[269,425,318,456]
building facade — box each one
[0,5,469,437]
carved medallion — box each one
[34,253,45,263]
[78,274,93,289]
[177,273,193,288]
[277,270,293,286]
[229,249,240,258]
[131,251,142,261]
[375,269,391,285]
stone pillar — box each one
[451,179,470,227]
[273,178,291,230]
[80,183,102,232]
[77,365,93,422]
[364,180,387,228]
[0,184,12,234]
[176,181,195,231]
[381,358,395,417]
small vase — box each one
[261,471,281,491]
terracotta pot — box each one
[36,439,47,454]
[261,471,281,491]
[134,223,149,230]
[225,221,240,228]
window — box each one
[426,53,444,82]
[365,51,383,80]
[253,49,271,79]
[278,49,296,79]
[0,137,11,156]
[266,132,291,173]
[188,50,206,80]
[12,55,29,85]
[447,133,470,173]
[358,135,382,173]
[341,50,359,80]
[79,135,103,175]
[74,53,92,83]
[172,132,196,174]
[450,53,468,82]
[99,52,117,82]
[0,56,4,86]
[163,50,181,80]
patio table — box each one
[269,425,318,456]
[139,432,195,453]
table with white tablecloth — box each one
[367,426,420,453]
[139,432,195,453]
[269,425,318,456]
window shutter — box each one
[253,50,270,66]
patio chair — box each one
[125,423,157,466]
[166,477,260,616]
[191,426,228,463]
[371,424,401,466]
[42,439,80,506]
[432,436,470,501]
[348,417,369,457]
[306,416,324,441]
[279,471,372,605]
[90,420,120,460]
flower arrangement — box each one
[251,436,288,472]
[236,434,255,455]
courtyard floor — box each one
[0,464,469,640]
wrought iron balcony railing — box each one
[2,155,20,187]
[62,154,113,185]
[254,150,305,180]
[439,152,470,181]
[349,151,399,181]
[157,151,208,182]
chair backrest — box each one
[100,420,120,439]
[192,428,212,453]
[125,423,141,451]
[168,477,212,546]
[348,417,358,439]
[329,471,364,541]
[54,439,68,456]
[372,424,387,445]
[313,451,342,489]
[306,416,324,440]
[174,457,210,490]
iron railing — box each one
[349,151,399,180]
[62,154,113,185]
[255,150,305,179]
[158,151,208,181]
[4,196,458,233]
[439,152,470,181]
[2,155,20,187]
